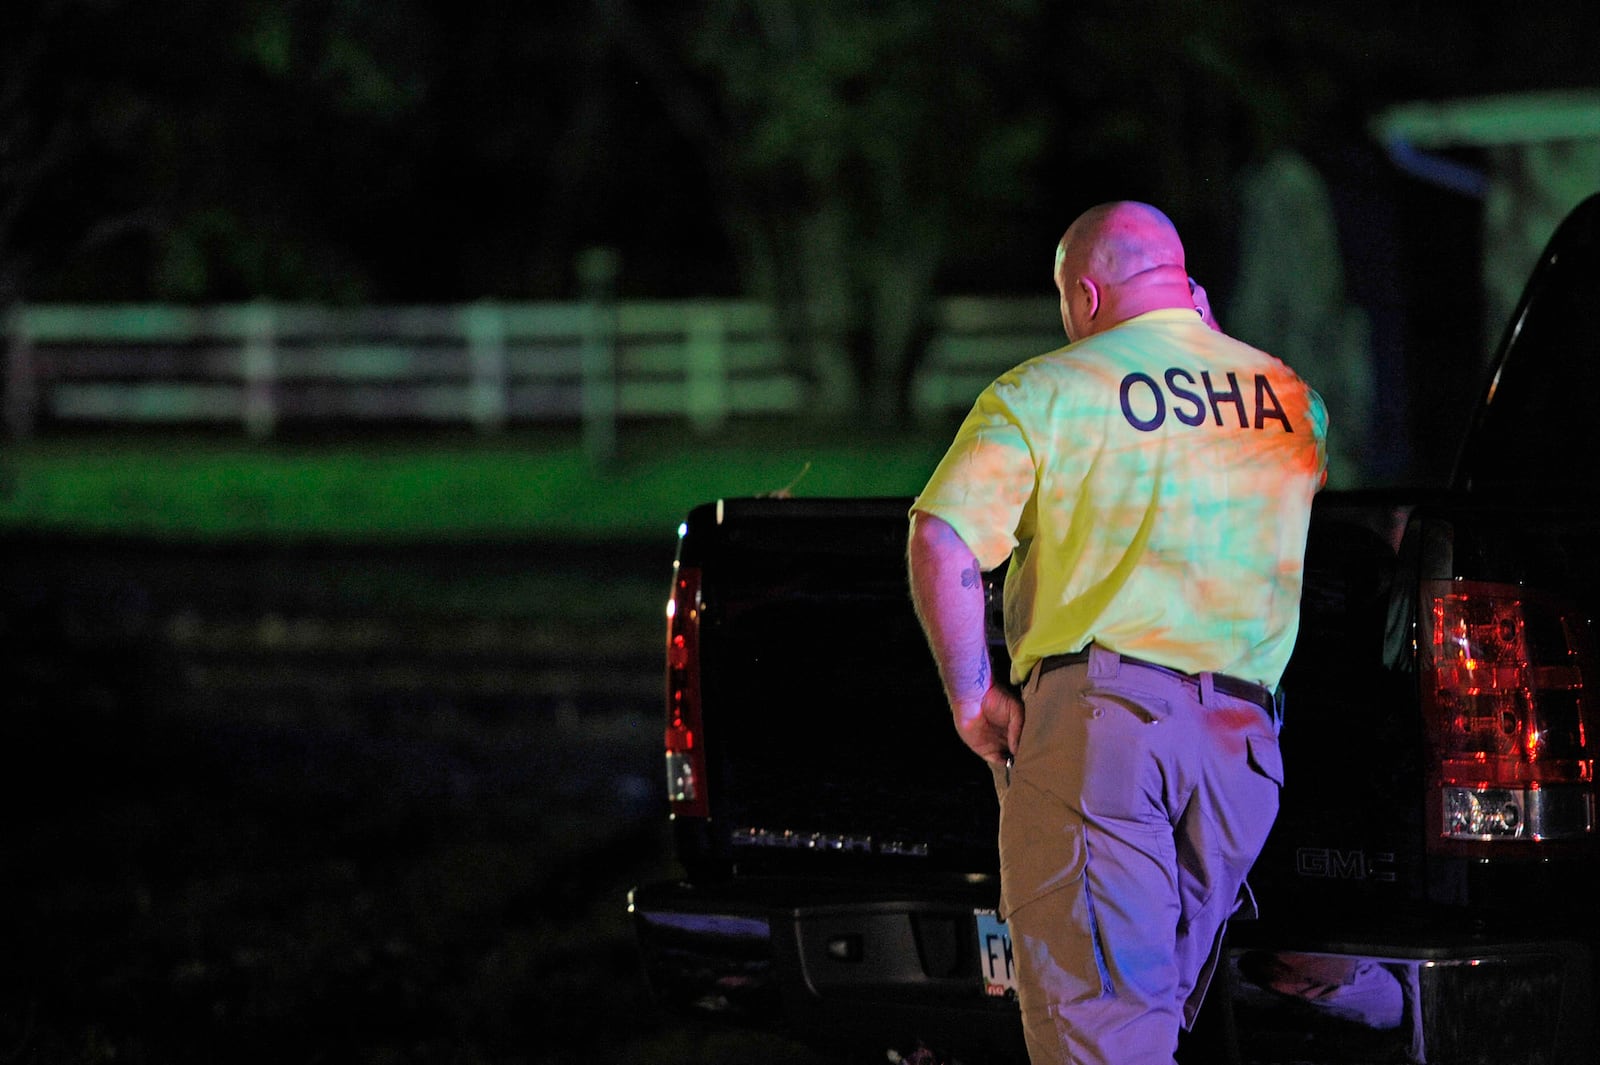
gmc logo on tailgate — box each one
[1295,848,1396,883]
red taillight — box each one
[665,562,708,818]
[1420,579,1595,852]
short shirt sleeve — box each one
[1309,386,1331,488]
[910,381,1038,571]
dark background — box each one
[2,3,1592,301]
[3,534,827,1063]
[7,1,1599,479]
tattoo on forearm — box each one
[959,558,988,692]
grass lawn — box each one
[0,423,957,542]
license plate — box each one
[975,908,1016,998]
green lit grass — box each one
[0,424,955,541]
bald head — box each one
[1054,201,1196,341]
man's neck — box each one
[1099,268,1196,327]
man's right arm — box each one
[907,512,1023,765]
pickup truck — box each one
[629,191,1600,1064]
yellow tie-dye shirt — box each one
[912,308,1329,690]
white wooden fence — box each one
[2,297,1062,456]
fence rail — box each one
[3,297,1062,457]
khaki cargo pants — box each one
[996,644,1284,1065]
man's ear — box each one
[1079,277,1100,320]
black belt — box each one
[1039,647,1277,717]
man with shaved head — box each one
[909,202,1328,1063]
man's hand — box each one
[1188,275,1220,331]
[953,683,1024,766]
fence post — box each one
[243,302,277,439]
[686,306,728,433]
[576,247,620,465]
[464,301,507,433]
[3,304,35,439]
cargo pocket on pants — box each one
[998,780,1109,1007]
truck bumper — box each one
[1221,933,1595,1064]
[628,877,1028,1061]
[632,878,1595,1064]
[628,879,783,1021]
